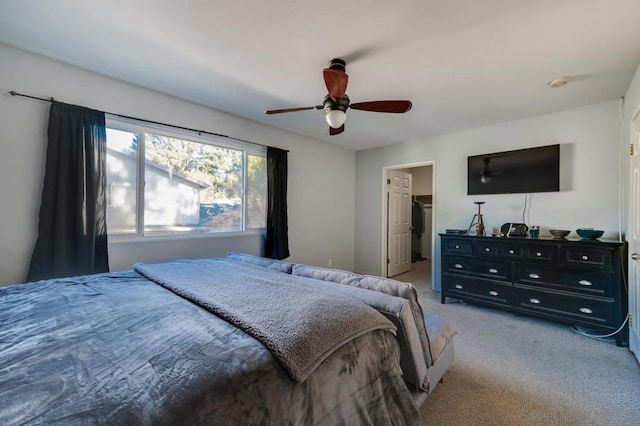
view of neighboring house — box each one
[106,147,213,234]
[104,128,255,237]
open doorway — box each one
[381,161,436,287]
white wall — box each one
[0,43,355,285]
[408,166,433,196]
[355,100,623,290]
[396,166,433,198]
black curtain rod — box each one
[9,90,288,152]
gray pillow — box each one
[226,253,293,274]
[291,264,438,392]
[360,294,429,392]
[291,264,363,285]
[288,275,429,391]
[354,276,434,369]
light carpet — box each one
[416,288,640,425]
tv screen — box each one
[467,144,560,195]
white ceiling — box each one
[1,0,639,151]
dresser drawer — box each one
[443,256,510,280]
[474,241,502,256]
[514,265,613,297]
[500,244,524,258]
[561,246,613,269]
[475,240,524,258]
[444,274,512,307]
[474,241,556,262]
[524,245,557,262]
[513,286,615,327]
[443,238,473,255]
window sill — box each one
[108,228,265,244]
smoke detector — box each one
[548,78,568,88]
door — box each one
[387,170,412,277]
[629,112,640,363]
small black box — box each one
[445,229,467,235]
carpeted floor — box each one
[395,261,640,425]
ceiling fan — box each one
[479,158,503,183]
[264,58,412,135]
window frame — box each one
[105,116,266,241]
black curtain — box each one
[264,147,290,259]
[26,101,109,281]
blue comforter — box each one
[0,261,419,425]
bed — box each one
[0,254,455,425]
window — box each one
[105,119,266,237]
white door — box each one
[629,112,640,363]
[387,170,412,277]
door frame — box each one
[381,160,436,285]
[628,105,640,362]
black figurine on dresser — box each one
[440,234,628,346]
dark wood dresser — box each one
[440,234,628,345]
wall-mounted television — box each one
[467,144,560,195]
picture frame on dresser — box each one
[440,233,628,346]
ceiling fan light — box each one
[325,109,347,128]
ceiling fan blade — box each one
[329,124,345,136]
[349,100,412,113]
[264,105,322,115]
[323,68,349,99]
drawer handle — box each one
[529,298,541,304]
[529,273,540,279]
[578,280,592,286]
[579,307,593,314]
[485,247,490,252]
[488,268,498,274]
[454,263,463,269]
[455,284,463,289]
[582,255,589,261]
[536,252,542,257]
[509,250,515,254]
[489,290,498,296]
